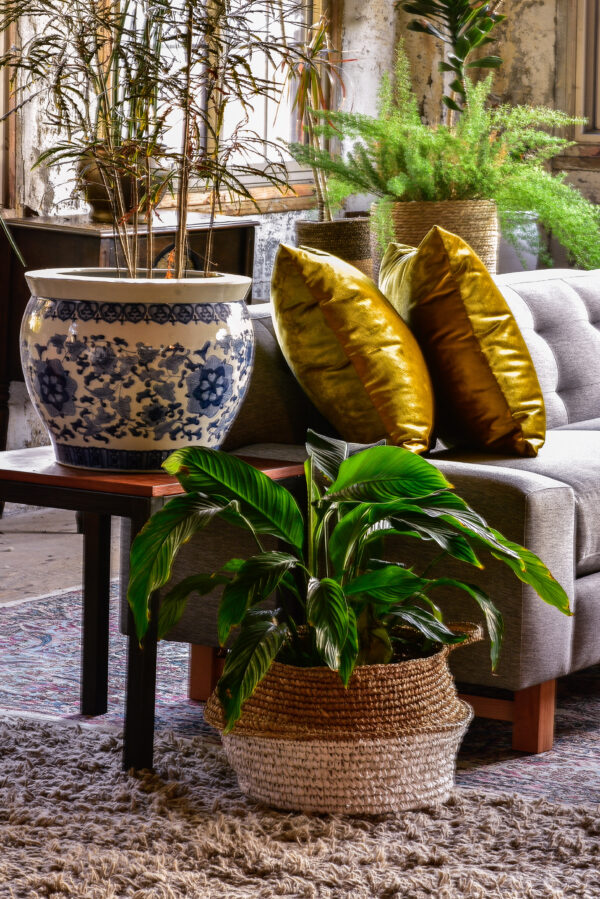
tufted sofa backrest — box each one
[495,270,600,429]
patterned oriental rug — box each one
[1,588,600,806]
[1,715,599,898]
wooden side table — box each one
[0,446,303,770]
[0,212,259,464]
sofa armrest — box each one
[399,461,576,691]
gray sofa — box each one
[121,267,600,753]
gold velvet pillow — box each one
[270,244,434,452]
[379,226,545,457]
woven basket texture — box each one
[295,218,373,278]
[371,199,499,280]
[221,724,471,814]
[204,624,480,813]
[391,199,498,272]
[205,648,469,741]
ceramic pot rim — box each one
[25,267,252,303]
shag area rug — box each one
[1,715,599,899]
[3,589,600,805]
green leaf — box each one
[356,609,394,665]
[437,510,521,560]
[217,552,300,645]
[304,456,322,577]
[163,447,305,553]
[218,615,290,731]
[428,577,504,669]
[326,446,451,504]
[339,606,359,685]
[127,493,230,641]
[345,566,428,601]
[328,504,371,577]
[0,216,26,267]
[306,577,349,670]
[442,96,463,111]
[467,56,503,69]
[387,605,468,646]
[306,430,386,483]
[488,533,572,616]
[306,430,351,483]
[158,573,230,640]
[221,558,246,573]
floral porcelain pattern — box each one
[21,294,254,471]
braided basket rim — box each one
[204,623,481,741]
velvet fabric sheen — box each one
[379,227,546,457]
[270,244,434,451]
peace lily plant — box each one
[128,431,570,731]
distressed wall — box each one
[8,0,600,452]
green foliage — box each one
[400,0,506,113]
[291,46,600,267]
[128,431,571,731]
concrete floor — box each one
[0,506,122,604]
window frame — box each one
[575,0,600,140]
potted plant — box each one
[291,4,600,274]
[0,0,304,471]
[127,430,570,814]
[282,15,372,275]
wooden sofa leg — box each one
[189,645,225,702]
[512,679,556,754]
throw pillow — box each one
[270,244,434,451]
[379,227,546,457]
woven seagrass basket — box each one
[295,217,372,278]
[205,623,482,815]
[371,199,499,281]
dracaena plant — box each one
[399,0,506,115]
[127,431,570,732]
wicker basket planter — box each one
[372,199,499,279]
[204,625,480,815]
[295,217,372,278]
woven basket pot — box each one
[372,199,499,279]
[205,623,481,815]
[295,218,372,278]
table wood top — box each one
[0,446,305,497]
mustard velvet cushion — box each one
[270,244,434,452]
[379,226,546,457]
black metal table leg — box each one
[122,498,162,770]
[81,511,112,715]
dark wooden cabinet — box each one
[0,212,258,453]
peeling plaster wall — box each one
[491,0,557,107]
[16,18,85,215]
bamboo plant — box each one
[0,0,306,277]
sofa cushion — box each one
[555,419,600,431]
[270,243,434,451]
[379,228,546,457]
[494,269,600,429]
[433,429,600,577]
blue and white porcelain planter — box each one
[20,268,254,471]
